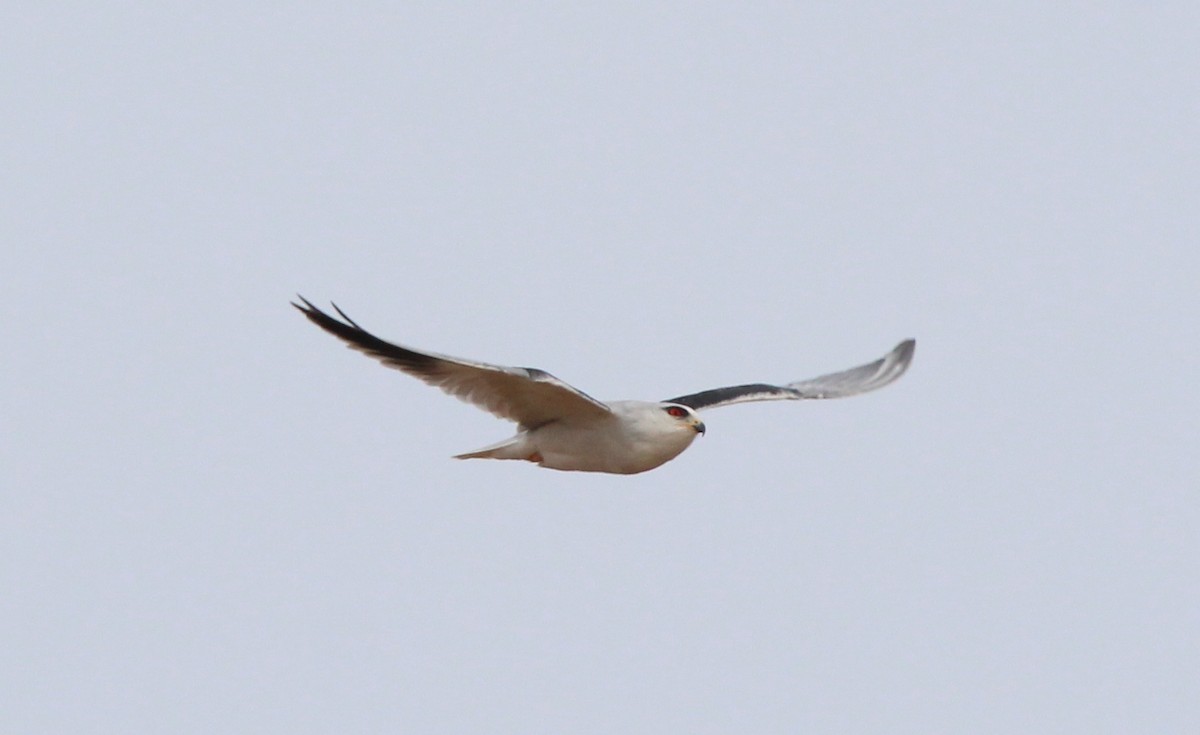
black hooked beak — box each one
[694,420,706,436]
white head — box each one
[606,400,707,438]
[656,402,706,436]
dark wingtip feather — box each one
[330,301,363,329]
[293,296,444,375]
[291,294,313,311]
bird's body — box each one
[456,401,704,474]
[293,297,914,475]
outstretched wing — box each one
[294,297,612,429]
[665,339,915,411]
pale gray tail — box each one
[453,435,528,461]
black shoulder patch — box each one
[665,383,786,410]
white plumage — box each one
[294,297,915,475]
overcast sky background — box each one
[4,4,1197,734]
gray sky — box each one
[4,3,1197,733]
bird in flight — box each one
[294,297,915,475]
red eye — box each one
[665,406,688,418]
